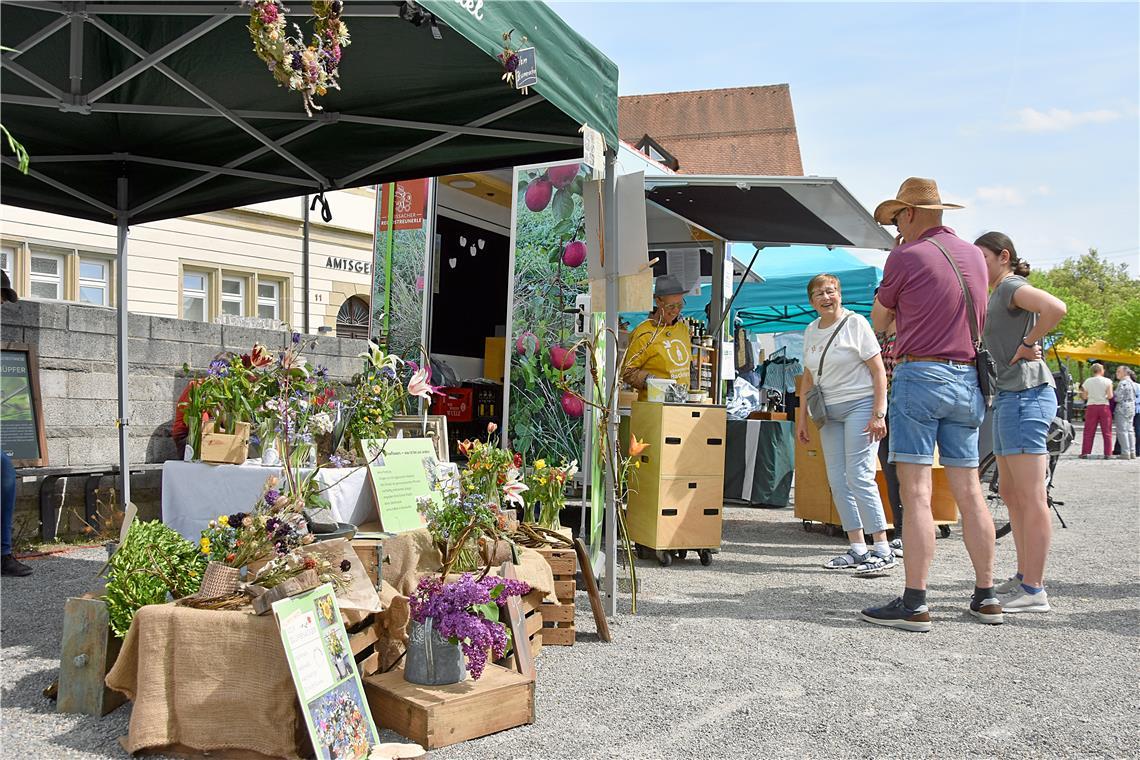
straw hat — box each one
[873,177,964,224]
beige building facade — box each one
[0,179,511,338]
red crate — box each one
[430,387,474,423]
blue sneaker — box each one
[859,597,932,632]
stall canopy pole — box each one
[601,151,619,617]
[302,195,311,334]
[115,175,131,509]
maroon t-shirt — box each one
[876,227,987,362]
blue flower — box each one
[292,332,301,344]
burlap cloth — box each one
[105,604,310,759]
[380,528,557,601]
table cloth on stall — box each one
[161,461,374,541]
[105,605,310,759]
[724,419,795,507]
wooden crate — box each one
[536,548,576,646]
[344,611,383,678]
[496,590,543,667]
[351,538,386,592]
[364,664,535,750]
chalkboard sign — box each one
[1,343,48,466]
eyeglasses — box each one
[890,210,907,227]
[811,287,839,299]
[657,301,683,313]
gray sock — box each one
[902,587,926,610]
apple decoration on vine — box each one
[247,0,351,117]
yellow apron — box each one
[624,319,692,400]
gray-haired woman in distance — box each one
[1113,366,1136,460]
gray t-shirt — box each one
[982,275,1055,392]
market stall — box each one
[3,1,622,756]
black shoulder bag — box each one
[927,236,998,408]
[805,314,853,425]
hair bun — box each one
[1013,260,1032,276]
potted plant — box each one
[406,573,530,684]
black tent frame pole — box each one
[302,195,311,334]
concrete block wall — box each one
[1,300,370,542]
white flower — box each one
[502,467,529,507]
[309,411,334,434]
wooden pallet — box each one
[536,547,576,646]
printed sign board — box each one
[274,585,381,760]
[0,343,48,466]
[359,438,442,533]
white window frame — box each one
[220,275,246,317]
[256,279,281,321]
[78,256,111,306]
[182,270,211,322]
[0,244,14,281]
[29,248,66,301]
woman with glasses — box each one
[621,275,693,400]
[797,274,894,574]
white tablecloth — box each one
[161,461,376,541]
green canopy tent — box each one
[0,1,621,585]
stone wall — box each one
[1,299,369,542]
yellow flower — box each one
[534,459,547,470]
[217,515,229,526]
[199,537,211,554]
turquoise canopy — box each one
[623,247,883,333]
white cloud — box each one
[1033,185,1052,196]
[1007,107,1121,133]
[975,186,1025,205]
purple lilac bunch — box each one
[409,573,531,680]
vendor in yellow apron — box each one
[621,275,692,400]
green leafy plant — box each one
[103,520,207,637]
[524,458,578,529]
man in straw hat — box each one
[859,178,1000,632]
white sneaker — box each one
[1002,587,1051,614]
[994,574,1022,595]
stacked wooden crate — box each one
[535,547,576,646]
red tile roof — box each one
[619,84,804,176]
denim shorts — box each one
[993,383,1057,456]
[888,361,985,467]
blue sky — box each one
[550,1,1140,275]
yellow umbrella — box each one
[1053,340,1140,365]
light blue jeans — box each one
[819,395,888,534]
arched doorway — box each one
[336,295,370,340]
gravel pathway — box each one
[3,454,1138,758]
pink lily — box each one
[502,467,529,508]
[407,366,441,400]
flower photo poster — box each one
[274,584,380,760]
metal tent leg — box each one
[115,177,131,510]
[601,152,618,617]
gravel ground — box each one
[3,453,1138,759]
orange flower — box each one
[629,434,650,457]
[458,439,474,457]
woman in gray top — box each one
[976,232,1068,614]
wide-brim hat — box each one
[874,177,964,224]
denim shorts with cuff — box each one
[888,361,984,468]
[993,383,1057,456]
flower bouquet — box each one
[407,573,530,682]
[416,479,500,576]
[457,424,524,509]
[523,458,578,530]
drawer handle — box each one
[707,437,723,446]
[703,508,720,516]
[691,411,701,418]
[688,482,697,489]
[661,508,678,516]
[664,436,681,445]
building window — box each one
[183,271,209,322]
[78,257,110,306]
[29,248,66,300]
[0,245,14,281]
[221,275,246,316]
[336,296,370,340]
[257,280,281,320]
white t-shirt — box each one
[1082,375,1113,406]
[803,309,881,406]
